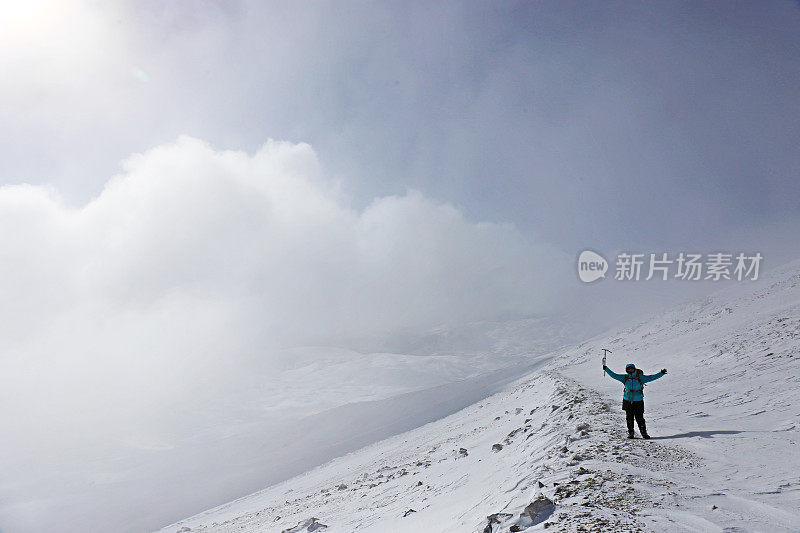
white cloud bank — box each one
[0,136,570,529]
[1,135,569,350]
[0,138,574,404]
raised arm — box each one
[642,369,667,383]
[603,366,626,383]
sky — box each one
[1,1,800,531]
[3,1,799,255]
[3,1,799,326]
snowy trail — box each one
[161,263,800,532]
[560,262,800,531]
[161,371,744,532]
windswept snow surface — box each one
[0,308,586,532]
[163,263,800,532]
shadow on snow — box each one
[651,430,743,440]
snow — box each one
[1,310,591,532]
[161,261,800,532]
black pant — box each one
[622,399,647,434]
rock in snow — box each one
[280,517,327,532]
[522,495,555,525]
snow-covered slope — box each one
[161,263,800,532]
[0,349,567,531]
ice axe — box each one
[601,348,612,375]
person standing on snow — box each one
[603,363,667,439]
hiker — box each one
[603,363,667,439]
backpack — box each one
[623,370,645,397]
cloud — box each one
[0,135,572,529]
[2,135,569,349]
[0,133,569,441]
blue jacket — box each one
[604,366,665,401]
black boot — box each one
[639,422,650,439]
[627,431,635,439]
